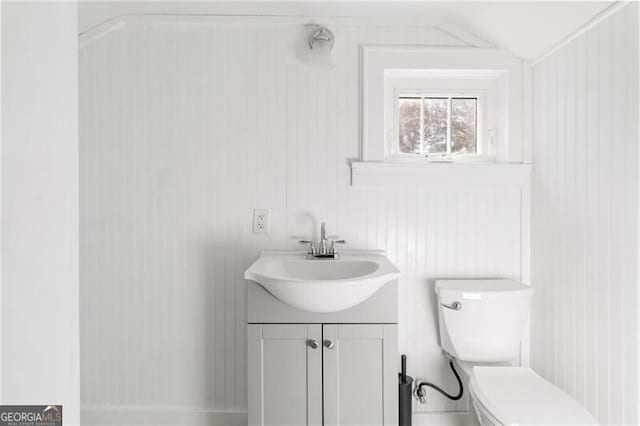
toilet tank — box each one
[436,279,532,362]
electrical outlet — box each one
[253,209,270,234]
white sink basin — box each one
[244,250,400,313]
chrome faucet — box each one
[299,222,346,259]
[318,222,328,255]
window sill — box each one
[350,161,532,188]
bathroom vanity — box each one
[245,250,399,426]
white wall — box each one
[1,2,80,424]
[79,17,528,424]
[531,3,639,424]
[76,1,614,61]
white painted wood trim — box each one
[78,19,126,49]
[351,162,532,188]
[635,1,640,420]
[246,324,261,426]
[519,183,532,367]
[322,324,339,426]
[361,45,525,163]
[82,407,470,426]
[0,0,3,399]
[79,14,490,48]
[522,63,533,164]
[412,411,471,426]
[307,324,323,426]
[383,324,399,426]
[531,1,628,66]
[81,407,247,426]
[433,24,494,49]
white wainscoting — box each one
[79,17,529,423]
[531,3,639,424]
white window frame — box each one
[361,45,525,164]
[390,89,487,161]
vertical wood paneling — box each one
[80,19,525,418]
[624,6,639,423]
[609,10,627,419]
[532,3,639,424]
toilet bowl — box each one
[469,366,597,425]
[436,279,598,425]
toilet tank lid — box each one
[435,279,530,294]
[470,367,598,425]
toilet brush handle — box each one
[401,354,407,383]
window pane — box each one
[398,98,421,154]
[451,98,477,154]
[422,98,447,154]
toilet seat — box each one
[455,359,511,378]
[469,367,598,425]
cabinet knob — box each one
[307,339,319,349]
[323,339,335,349]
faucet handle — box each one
[299,240,316,256]
[329,239,346,256]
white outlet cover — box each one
[253,209,270,234]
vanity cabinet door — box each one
[247,324,323,426]
[322,324,398,426]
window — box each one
[386,81,491,161]
[361,46,525,164]
[398,96,478,157]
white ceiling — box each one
[79,1,615,61]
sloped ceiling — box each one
[79,1,615,61]
[438,1,615,61]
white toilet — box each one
[436,279,598,426]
